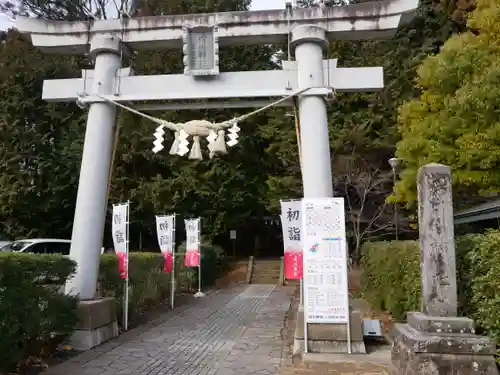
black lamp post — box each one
[389,157,401,240]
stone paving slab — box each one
[47,285,293,375]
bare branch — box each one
[332,151,398,261]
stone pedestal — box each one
[391,312,497,374]
[294,302,366,354]
[70,297,119,351]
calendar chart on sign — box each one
[302,198,349,324]
[304,203,343,237]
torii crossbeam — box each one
[16,0,418,304]
[17,2,416,53]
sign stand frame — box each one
[304,299,309,353]
[301,198,352,355]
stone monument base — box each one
[70,297,119,351]
[391,312,498,375]
[294,302,366,354]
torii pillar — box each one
[291,25,333,198]
[68,36,123,300]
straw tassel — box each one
[213,130,227,154]
[169,131,180,155]
[189,136,203,160]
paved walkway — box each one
[54,285,293,375]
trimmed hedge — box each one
[361,240,420,320]
[176,242,229,289]
[98,253,171,324]
[0,253,78,373]
[361,230,500,358]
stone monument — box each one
[391,163,498,374]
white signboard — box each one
[156,215,175,254]
[112,203,129,255]
[229,230,237,240]
[302,198,349,324]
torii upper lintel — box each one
[16,0,418,54]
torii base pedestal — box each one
[391,312,498,375]
[69,297,119,351]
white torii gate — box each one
[16,0,417,300]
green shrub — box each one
[455,233,481,317]
[0,253,78,373]
[98,252,171,324]
[361,240,420,320]
[176,242,229,290]
[458,230,500,347]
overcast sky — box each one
[0,0,286,30]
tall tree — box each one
[395,0,500,205]
[1,0,128,20]
[0,30,84,238]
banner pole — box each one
[198,217,201,294]
[198,262,201,294]
[194,218,204,298]
[124,201,130,331]
[170,213,176,309]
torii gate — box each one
[16,0,417,301]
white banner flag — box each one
[156,215,175,254]
[112,202,129,280]
[280,200,302,250]
[112,203,129,255]
[280,200,303,280]
[184,218,200,267]
[185,218,200,251]
[156,215,175,273]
